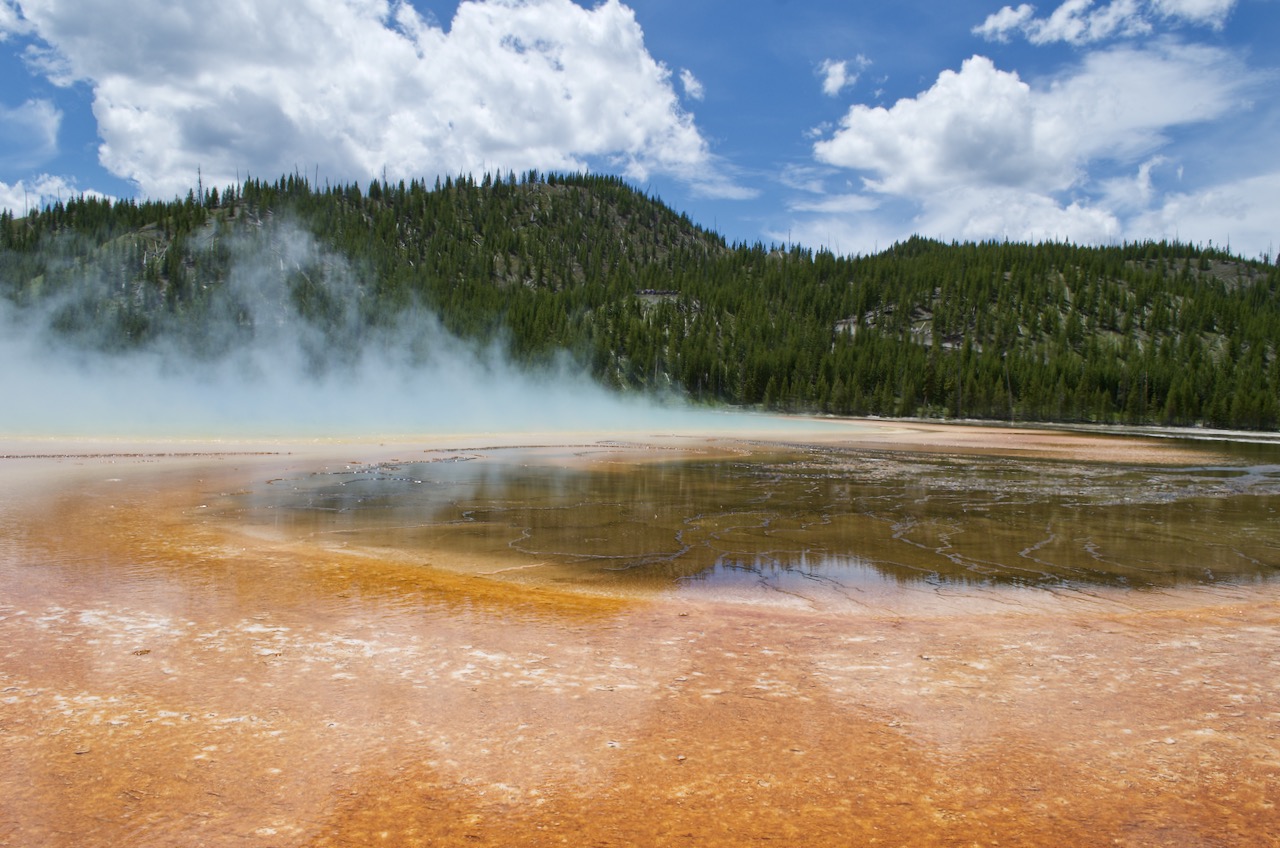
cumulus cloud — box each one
[796,40,1274,256]
[1128,171,1280,257]
[917,187,1122,244]
[974,0,1237,44]
[815,56,1049,196]
[0,1,31,39]
[6,0,734,199]
[814,44,1246,198]
[1097,155,1170,212]
[818,56,870,97]
[0,173,109,215]
[0,98,60,169]
[770,205,908,258]
[819,60,852,97]
[781,188,1129,257]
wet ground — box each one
[232,438,1280,598]
[1,424,1279,846]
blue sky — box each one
[2,0,1277,258]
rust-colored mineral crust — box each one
[2,429,1277,847]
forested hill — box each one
[3,171,1279,430]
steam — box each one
[0,219,733,440]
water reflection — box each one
[222,442,1280,594]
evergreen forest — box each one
[2,171,1278,430]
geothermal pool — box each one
[233,437,1280,598]
[2,421,1279,846]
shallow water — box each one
[224,440,1280,603]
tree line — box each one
[2,171,1278,430]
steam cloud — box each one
[0,220,733,440]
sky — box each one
[1,0,1278,259]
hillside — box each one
[2,171,1278,430]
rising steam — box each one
[0,217,733,440]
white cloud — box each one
[819,60,851,97]
[1033,0,1150,45]
[0,0,32,39]
[818,56,870,97]
[679,68,704,100]
[0,173,110,214]
[974,0,1238,45]
[801,41,1272,256]
[0,98,60,169]
[1041,42,1247,161]
[1098,155,1170,212]
[9,0,732,199]
[814,44,1247,198]
[788,193,880,215]
[814,56,1055,196]
[685,170,760,201]
[972,3,1037,41]
[771,207,905,257]
[782,187,1124,257]
[1150,0,1236,27]
[778,163,835,194]
[916,187,1123,244]
[1128,170,1280,257]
